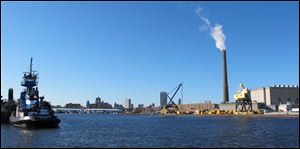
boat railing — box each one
[21,80,39,86]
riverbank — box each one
[61,112,299,118]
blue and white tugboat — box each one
[9,57,60,129]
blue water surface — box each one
[1,114,299,148]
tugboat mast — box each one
[21,57,39,98]
[30,57,33,75]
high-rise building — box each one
[130,103,134,109]
[160,92,168,107]
[86,100,90,107]
[178,98,182,105]
[125,98,132,109]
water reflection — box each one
[15,129,34,147]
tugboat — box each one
[9,57,60,129]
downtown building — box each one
[125,98,133,110]
[86,97,113,109]
[160,92,168,107]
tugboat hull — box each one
[1,112,11,123]
[10,113,60,129]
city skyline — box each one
[1,1,299,106]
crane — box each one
[234,83,252,112]
[160,83,183,114]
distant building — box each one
[125,98,133,109]
[87,103,97,109]
[251,85,299,109]
[53,105,62,108]
[178,98,182,105]
[114,102,125,111]
[92,103,112,109]
[160,92,168,107]
[95,97,101,104]
[147,103,155,108]
[65,103,82,109]
[87,97,112,109]
[86,100,90,107]
[131,104,134,109]
[138,104,144,108]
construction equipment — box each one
[160,83,183,114]
[234,83,252,112]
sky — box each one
[1,1,299,107]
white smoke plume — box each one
[195,8,226,51]
[211,24,226,50]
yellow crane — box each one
[160,83,182,115]
[234,83,252,112]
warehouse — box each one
[250,85,299,110]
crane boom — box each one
[168,83,183,103]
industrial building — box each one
[218,85,299,112]
[250,85,299,107]
[177,103,218,113]
[219,102,263,111]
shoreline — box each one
[55,112,299,118]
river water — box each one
[1,114,299,148]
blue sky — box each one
[1,1,299,107]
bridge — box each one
[53,108,123,114]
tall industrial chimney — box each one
[222,50,229,103]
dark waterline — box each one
[1,114,299,148]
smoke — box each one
[211,24,226,50]
[195,8,226,51]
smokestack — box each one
[222,50,229,103]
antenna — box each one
[30,57,33,74]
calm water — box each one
[1,114,299,148]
